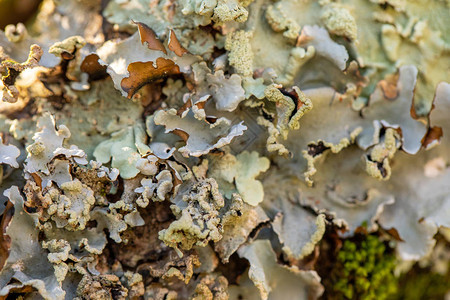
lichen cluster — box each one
[0,0,449,299]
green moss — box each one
[390,262,450,300]
[331,235,398,300]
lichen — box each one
[0,137,20,168]
[224,30,253,77]
[0,0,449,298]
[159,178,234,254]
[321,3,357,40]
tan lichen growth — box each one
[213,0,249,24]
[48,36,86,57]
[141,251,201,286]
[224,30,253,76]
[191,274,229,300]
[162,255,200,284]
[1,44,43,103]
[215,204,269,262]
[23,177,98,232]
[136,170,174,207]
[49,180,96,231]
[256,116,290,155]
[158,178,225,255]
[277,46,315,86]
[264,85,313,138]
[75,274,128,300]
[365,128,400,180]
[265,3,301,41]
[303,127,362,186]
[320,3,357,40]
[123,271,145,299]
[4,23,27,43]
[42,239,71,264]
[145,286,178,300]
[41,239,71,282]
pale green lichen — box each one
[321,3,357,40]
[213,0,249,24]
[264,85,313,135]
[207,70,246,111]
[153,106,246,157]
[277,46,315,86]
[42,239,71,282]
[48,36,86,57]
[135,169,174,206]
[158,178,226,254]
[0,0,449,298]
[275,213,326,260]
[207,151,270,206]
[94,123,150,179]
[265,3,300,41]
[230,151,269,206]
[0,136,20,168]
[224,30,254,77]
[364,128,400,180]
[303,127,362,186]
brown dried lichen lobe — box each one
[377,72,400,100]
[121,57,180,99]
[80,53,108,81]
[133,20,167,54]
[0,200,14,270]
[422,82,449,149]
[168,29,188,57]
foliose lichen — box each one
[0,0,448,298]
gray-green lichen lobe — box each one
[0,0,449,299]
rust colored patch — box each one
[205,116,217,124]
[0,200,14,270]
[177,100,193,116]
[354,226,369,235]
[30,172,42,189]
[386,227,404,242]
[60,51,74,60]
[172,129,189,142]
[133,21,167,54]
[422,126,443,148]
[280,87,304,109]
[121,57,180,99]
[378,73,399,100]
[296,31,313,46]
[0,285,35,300]
[168,29,188,57]
[80,53,108,81]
